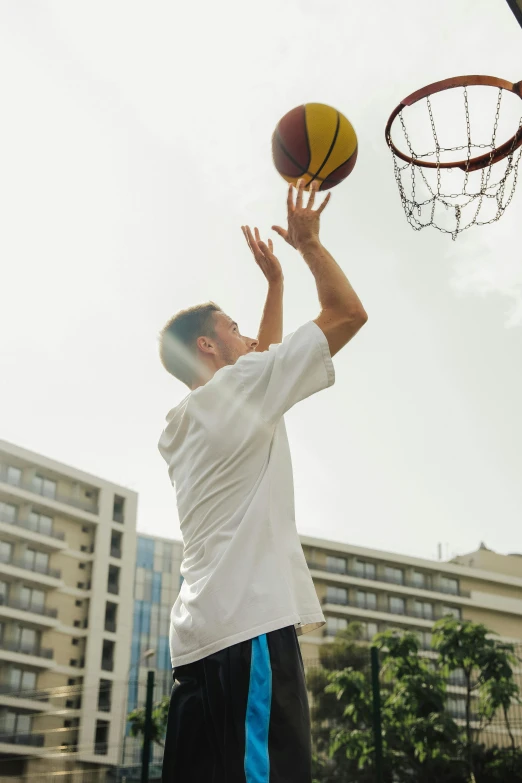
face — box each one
[209,311,258,366]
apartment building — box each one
[122,534,183,779]
[299,537,522,662]
[0,440,137,783]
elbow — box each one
[346,307,368,328]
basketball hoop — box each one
[385,75,522,239]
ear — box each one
[196,335,217,355]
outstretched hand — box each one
[241,226,283,285]
[272,179,331,251]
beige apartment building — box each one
[0,440,137,783]
[299,536,522,663]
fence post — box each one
[141,670,155,783]
[370,646,384,783]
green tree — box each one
[309,618,522,783]
[432,617,522,779]
[127,695,170,750]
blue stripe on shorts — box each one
[244,634,272,783]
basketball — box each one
[272,103,358,191]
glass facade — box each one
[124,535,183,775]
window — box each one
[28,511,53,536]
[98,680,112,712]
[75,600,82,607]
[94,720,109,755]
[442,605,461,619]
[7,466,22,486]
[440,576,459,595]
[152,572,162,604]
[3,712,31,735]
[414,600,433,619]
[20,587,45,612]
[449,668,467,686]
[31,475,57,499]
[18,627,37,651]
[23,549,49,573]
[326,556,347,575]
[9,669,37,690]
[68,678,76,686]
[420,631,433,649]
[158,636,171,672]
[363,622,379,641]
[447,696,466,719]
[137,537,155,569]
[0,581,8,601]
[326,586,348,605]
[356,591,377,610]
[0,501,17,523]
[108,565,120,594]
[354,560,376,580]
[113,495,125,523]
[389,596,405,615]
[72,639,79,646]
[412,571,427,588]
[384,566,404,585]
[79,563,86,570]
[0,540,13,563]
[326,616,348,636]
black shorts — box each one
[161,625,312,783]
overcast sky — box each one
[1,0,521,562]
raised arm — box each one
[273,179,367,357]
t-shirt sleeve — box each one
[237,320,335,424]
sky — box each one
[1,0,521,563]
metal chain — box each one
[389,86,522,238]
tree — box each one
[309,618,522,783]
[127,695,170,750]
[432,617,522,779]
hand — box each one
[241,226,283,285]
[272,179,331,251]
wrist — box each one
[297,236,322,254]
[267,277,284,290]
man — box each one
[158,179,367,783]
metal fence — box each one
[305,640,522,782]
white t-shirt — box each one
[158,320,335,667]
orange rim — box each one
[385,75,522,172]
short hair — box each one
[158,302,222,386]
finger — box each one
[307,179,319,210]
[272,225,289,241]
[242,225,257,254]
[287,182,295,214]
[254,227,261,243]
[316,191,332,215]
[268,238,273,253]
[295,178,305,209]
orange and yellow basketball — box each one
[272,103,358,191]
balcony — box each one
[0,466,99,515]
[0,552,61,580]
[321,596,447,623]
[0,732,45,747]
[0,595,58,618]
[2,639,53,659]
[0,683,50,701]
[308,561,470,598]
[0,510,65,541]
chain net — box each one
[389,87,522,239]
